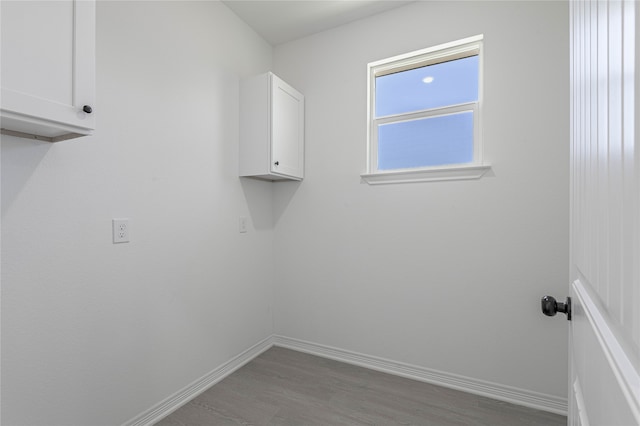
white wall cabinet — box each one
[0,0,96,142]
[240,72,304,181]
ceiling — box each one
[221,0,415,46]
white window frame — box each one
[362,35,491,185]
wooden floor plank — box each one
[155,347,566,426]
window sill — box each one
[361,164,492,185]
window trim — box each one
[363,34,490,184]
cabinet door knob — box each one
[274,161,279,166]
[82,105,93,114]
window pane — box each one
[377,111,474,170]
[375,55,479,117]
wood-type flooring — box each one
[155,347,567,426]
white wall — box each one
[272,0,570,400]
[1,2,273,425]
[2,1,572,423]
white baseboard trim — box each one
[273,335,568,416]
[124,334,567,425]
[122,336,273,426]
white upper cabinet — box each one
[1,0,96,142]
[240,72,304,181]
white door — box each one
[270,74,304,179]
[568,0,640,425]
[0,0,95,138]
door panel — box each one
[270,75,304,179]
[570,0,639,424]
[0,0,95,135]
[570,280,639,425]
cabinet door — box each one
[270,75,304,179]
[1,0,95,140]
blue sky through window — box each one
[377,111,474,170]
[375,55,479,117]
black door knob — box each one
[541,295,571,320]
[274,161,279,166]
[83,105,93,114]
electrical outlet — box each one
[239,216,248,234]
[112,219,130,243]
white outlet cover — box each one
[112,218,130,243]
[239,216,248,233]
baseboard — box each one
[273,335,568,416]
[124,334,567,425]
[122,336,273,426]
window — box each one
[362,35,491,184]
